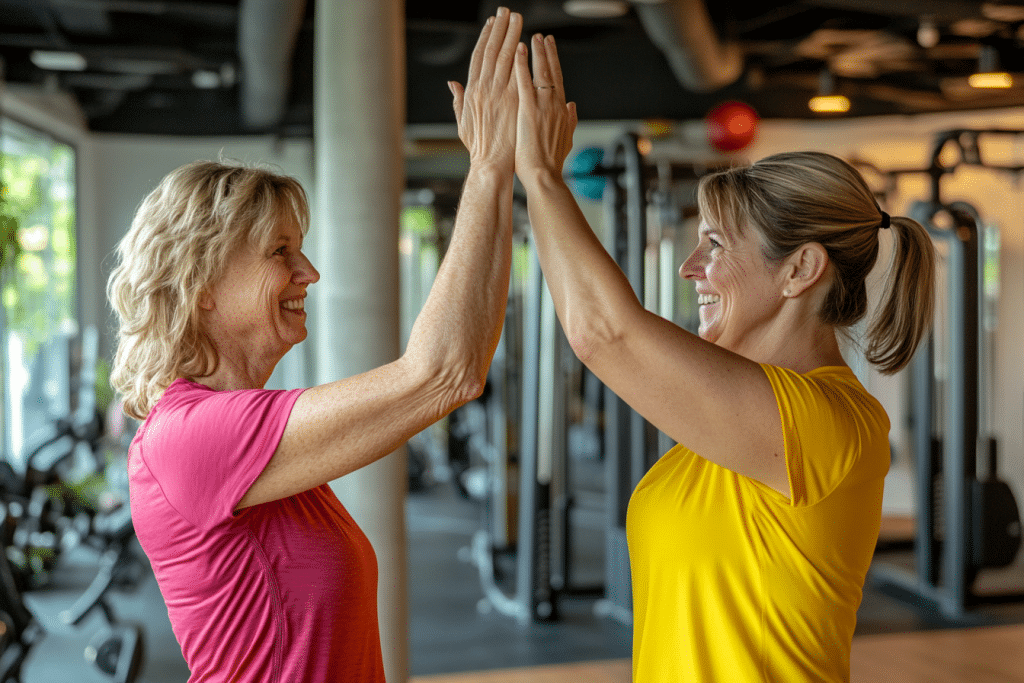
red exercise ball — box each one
[706,101,759,152]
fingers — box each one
[513,42,533,103]
[449,81,464,122]
[477,7,514,87]
[530,34,554,89]
[493,12,523,88]
[467,8,522,93]
[466,16,494,90]
[546,36,566,92]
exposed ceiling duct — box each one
[237,0,307,131]
[630,0,744,93]
[2,0,1023,134]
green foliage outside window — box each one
[0,140,77,357]
[0,177,20,291]
[1,116,78,462]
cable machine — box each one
[467,206,586,623]
[868,128,1024,618]
[464,131,717,624]
[586,132,715,624]
[594,133,649,623]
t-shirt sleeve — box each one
[760,364,887,507]
[140,385,304,529]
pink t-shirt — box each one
[127,378,385,682]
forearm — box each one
[404,163,514,403]
[520,169,641,362]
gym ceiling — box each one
[0,0,1022,137]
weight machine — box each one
[0,326,145,682]
[466,131,722,624]
[867,129,1024,618]
[469,206,595,623]
[593,132,724,624]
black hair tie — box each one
[879,211,891,230]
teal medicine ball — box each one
[568,146,606,201]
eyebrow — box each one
[275,234,304,247]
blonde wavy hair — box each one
[107,160,310,420]
[697,151,935,374]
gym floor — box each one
[19,481,1024,682]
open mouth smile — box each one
[281,298,305,313]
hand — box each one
[514,33,578,181]
[448,8,522,175]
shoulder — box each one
[154,378,303,415]
[761,364,890,505]
[761,364,888,427]
[143,379,304,450]
[760,364,890,467]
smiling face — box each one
[680,220,786,354]
[202,215,320,366]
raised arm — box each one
[237,9,523,510]
[513,34,788,496]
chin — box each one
[282,333,306,348]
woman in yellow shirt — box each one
[507,35,935,682]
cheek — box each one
[709,253,764,291]
[708,261,744,291]
[237,268,283,311]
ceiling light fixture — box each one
[969,45,1013,88]
[809,95,851,113]
[30,50,87,71]
[562,0,629,18]
[192,70,221,89]
[809,68,850,113]
[917,17,940,49]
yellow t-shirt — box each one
[627,364,890,682]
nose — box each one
[680,245,705,281]
[292,250,320,285]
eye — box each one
[273,245,287,256]
[707,236,722,250]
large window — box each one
[0,116,77,470]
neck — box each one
[747,323,845,373]
[190,338,282,391]
[731,301,846,374]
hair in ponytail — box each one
[863,214,935,373]
[696,151,936,374]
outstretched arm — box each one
[237,9,523,509]
[513,34,787,496]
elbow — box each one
[442,355,488,405]
[408,353,488,417]
[564,312,624,368]
[567,331,597,365]
[438,367,487,416]
[458,374,487,404]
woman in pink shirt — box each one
[106,9,524,681]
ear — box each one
[781,242,829,298]
[198,288,215,311]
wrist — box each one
[517,167,565,193]
[467,158,514,182]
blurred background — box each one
[2,1,1024,681]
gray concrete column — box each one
[313,1,408,681]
